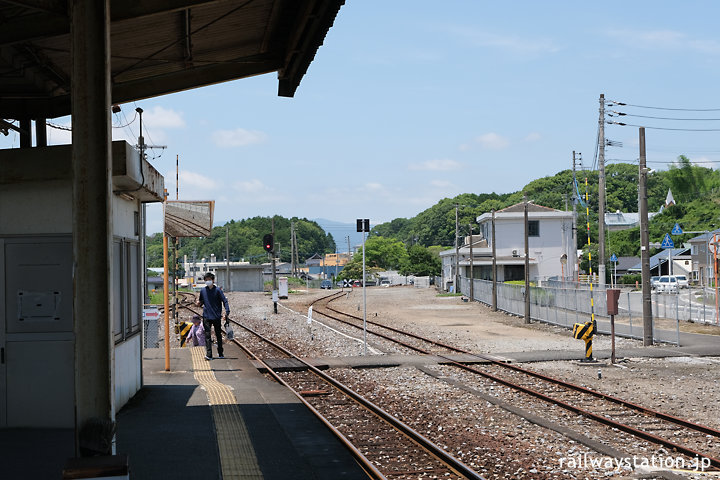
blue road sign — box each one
[661,233,675,249]
[671,223,683,235]
[610,253,618,262]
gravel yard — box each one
[160,286,720,478]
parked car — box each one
[675,274,689,289]
[320,279,332,289]
[650,276,660,290]
[352,280,362,287]
[656,275,679,293]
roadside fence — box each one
[460,278,719,345]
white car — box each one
[675,275,689,289]
[656,275,679,293]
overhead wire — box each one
[608,101,720,112]
[610,111,720,121]
[607,121,720,132]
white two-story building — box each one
[440,202,576,290]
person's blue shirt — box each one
[198,285,230,320]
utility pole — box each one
[455,205,460,293]
[290,221,295,275]
[491,210,497,311]
[292,226,300,276]
[271,218,277,314]
[598,93,607,287]
[468,223,474,301]
[639,127,653,345]
[524,195,530,323]
[225,226,230,291]
[572,151,579,282]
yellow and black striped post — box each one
[573,320,596,362]
[179,321,193,347]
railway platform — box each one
[116,344,368,480]
[4,344,368,480]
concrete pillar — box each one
[35,118,47,147]
[19,118,31,148]
[71,0,114,456]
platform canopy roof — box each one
[0,0,344,120]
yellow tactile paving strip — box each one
[190,347,263,479]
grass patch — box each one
[437,292,463,297]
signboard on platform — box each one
[164,200,214,237]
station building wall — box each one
[0,142,163,428]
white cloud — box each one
[46,121,72,145]
[430,180,453,188]
[365,182,383,191]
[177,171,218,190]
[692,156,716,168]
[143,106,186,128]
[234,179,268,193]
[409,158,462,171]
[441,25,559,54]
[524,132,541,142]
[605,29,720,54]
[475,132,509,150]
[212,128,267,147]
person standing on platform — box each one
[186,314,206,347]
[195,272,230,360]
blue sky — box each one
[4,1,720,235]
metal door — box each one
[0,238,5,427]
[3,237,74,428]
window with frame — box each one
[528,220,540,237]
[112,238,141,343]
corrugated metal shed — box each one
[0,0,345,119]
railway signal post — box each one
[357,218,370,355]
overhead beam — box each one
[0,0,229,46]
[4,0,66,15]
[0,54,281,118]
[111,55,281,104]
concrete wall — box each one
[216,269,263,292]
[0,142,153,429]
[114,335,142,408]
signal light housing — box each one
[263,233,274,252]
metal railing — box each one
[460,278,719,345]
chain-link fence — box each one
[461,278,719,344]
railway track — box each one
[311,291,720,471]
[227,316,485,480]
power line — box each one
[609,101,720,112]
[610,111,720,121]
[607,121,720,132]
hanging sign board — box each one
[164,200,214,237]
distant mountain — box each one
[313,218,365,253]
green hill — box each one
[147,158,720,276]
[146,216,335,268]
[372,158,720,261]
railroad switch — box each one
[572,320,597,362]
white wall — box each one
[0,181,72,234]
[114,335,142,410]
[483,213,576,281]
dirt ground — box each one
[286,285,640,353]
[281,285,720,430]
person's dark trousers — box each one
[203,318,223,357]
